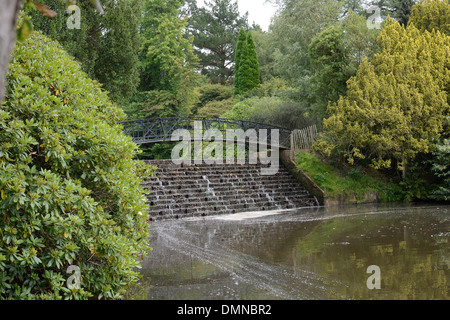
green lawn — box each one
[295,152,405,203]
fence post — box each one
[290,132,294,162]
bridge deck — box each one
[120,117,292,149]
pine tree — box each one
[187,0,248,84]
[234,27,247,94]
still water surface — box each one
[126,203,449,300]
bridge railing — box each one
[119,117,292,149]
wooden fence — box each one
[290,125,319,159]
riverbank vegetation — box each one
[296,152,405,203]
[0,0,448,300]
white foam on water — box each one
[210,209,295,221]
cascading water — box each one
[143,160,317,220]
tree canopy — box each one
[129,0,200,118]
[409,0,450,34]
[315,19,450,178]
[187,0,248,84]
[28,0,142,102]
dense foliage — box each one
[119,0,449,200]
[28,0,142,103]
[269,0,343,85]
[234,27,247,95]
[315,19,449,174]
[234,30,260,95]
[409,0,450,35]
[186,0,249,84]
[193,84,236,118]
[123,0,200,119]
[0,32,152,299]
[0,0,448,303]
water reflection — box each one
[126,203,449,300]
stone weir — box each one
[143,160,319,220]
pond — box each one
[126,203,449,300]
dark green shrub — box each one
[196,98,238,118]
[0,32,152,299]
[224,96,313,130]
[192,84,234,116]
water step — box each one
[143,160,318,220]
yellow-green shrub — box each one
[315,20,450,172]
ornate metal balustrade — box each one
[119,117,292,149]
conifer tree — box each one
[246,32,261,88]
[234,27,247,94]
[187,0,248,84]
[235,31,260,95]
[409,0,450,35]
[315,19,450,178]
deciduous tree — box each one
[29,0,142,102]
[270,0,343,84]
[132,0,200,117]
[308,12,380,120]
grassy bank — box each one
[295,152,405,203]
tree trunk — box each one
[0,0,23,103]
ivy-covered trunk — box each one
[0,0,22,102]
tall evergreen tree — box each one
[244,32,261,89]
[235,31,260,94]
[234,27,248,94]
